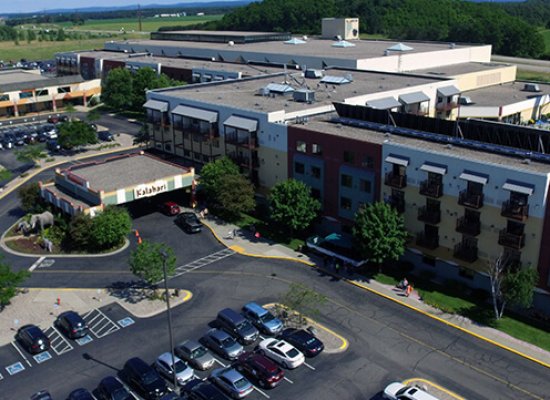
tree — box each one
[86,109,101,123]
[133,124,151,146]
[89,206,132,250]
[67,213,94,251]
[56,28,65,41]
[18,182,44,213]
[269,179,320,236]
[15,144,46,164]
[352,202,408,265]
[129,240,176,286]
[57,120,98,149]
[102,68,133,111]
[278,282,326,326]
[131,67,159,111]
[199,157,240,201]
[0,256,30,309]
[216,174,256,220]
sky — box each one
[2,0,209,14]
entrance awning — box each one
[459,171,488,185]
[420,163,447,175]
[143,99,168,112]
[503,181,534,195]
[172,105,218,123]
[437,85,460,97]
[366,97,401,110]
[223,116,258,132]
[399,91,430,105]
[385,154,409,167]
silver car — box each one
[202,328,244,360]
[210,367,254,399]
[154,352,194,386]
[175,339,215,370]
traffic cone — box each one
[57,297,61,306]
[134,229,140,237]
[137,236,143,245]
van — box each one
[242,302,283,335]
[216,308,259,345]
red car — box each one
[159,201,180,216]
[234,352,285,389]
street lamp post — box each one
[161,250,179,395]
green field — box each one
[541,28,550,53]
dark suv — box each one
[15,324,50,354]
[217,308,259,345]
[122,357,168,399]
[55,311,89,339]
[234,352,285,389]
[184,379,230,400]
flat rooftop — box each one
[43,183,96,209]
[153,70,445,113]
[301,119,550,174]
[414,62,514,77]
[462,81,550,106]
[67,153,190,192]
[0,70,84,92]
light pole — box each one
[160,249,179,395]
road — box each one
[492,55,550,74]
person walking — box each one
[405,284,413,297]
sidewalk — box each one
[198,212,550,368]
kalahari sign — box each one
[134,180,168,199]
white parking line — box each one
[28,256,45,272]
[283,376,294,384]
[303,361,316,370]
[115,376,140,399]
[83,309,120,338]
[11,342,32,367]
[253,385,270,399]
[45,326,73,355]
[213,358,227,368]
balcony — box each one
[436,101,458,112]
[387,196,405,213]
[418,206,441,224]
[385,172,407,189]
[229,154,259,169]
[419,180,443,198]
[498,228,526,249]
[501,200,529,221]
[455,216,481,236]
[225,134,258,149]
[416,232,439,250]
[454,242,478,263]
[458,190,484,209]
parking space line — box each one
[115,376,140,399]
[11,341,32,367]
[45,326,73,355]
[303,361,316,371]
[213,358,227,368]
[0,372,3,380]
[28,256,45,272]
[283,376,294,384]
[253,385,270,399]
[169,249,236,280]
[84,309,120,339]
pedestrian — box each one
[398,277,409,290]
[405,284,412,297]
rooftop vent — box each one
[524,83,541,92]
[332,40,356,48]
[284,37,306,45]
[449,43,456,49]
[386,43,414,52]
[458,96,474,105]
[305,69,323,79]
[320,75,351,85]
[293,89,315,103]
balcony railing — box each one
[416,232,439,249]
[458,190,484,209]
[175,125,219,139]
[419,180,443,198]
[418,206,441,224]
[455,216,481,236]
[387,196,405,213]
[436,101,458,111]
[385,172,407,189]
[454,242,478,263]
[229,154,259,169]
[225,134,258,149]
[501,200,529,221]
[498,228,526,249]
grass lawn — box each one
[539,28,550,54]
[517,70,550,83]
[234,213,305,252]
[497,317,550,352]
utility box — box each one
[322,18,359,40]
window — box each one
[183,149,191,157]
[35,89,48,97]
[343,151,354,164]
[341,174,353,188]
[312,143,322,155]
[340,197,352,210]
[57,86,71,94]
[360,179,371,193]
[0,94,9,101]
[437,96,443,103]
[311,166,321,179]
[296,140,307,153]
[194,152,201,160]
[362,155,374,169]
[311,188,321,199]
[294,162,305,174]
[19,91,33,99]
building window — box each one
[341,174,353,188]
[57,86,71,94]
[437,96,443,103]
[311,166,321,179]
[294,162,305,174]
[212,139,220,148]
[0,94,9,101]
[311,188,321,199]
[360,179,371,193]
[343,151,354,164]
[340,197,352,210]
[19,91,33,99]
[183,149,191,157]
[296,140,307,153]
[194,152,201,160]
[203,154,210,162]
[312,143,322,155]
[36,89,49,97]
[362,155,374,169]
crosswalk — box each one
[171,248,236,278]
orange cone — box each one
[137,236,143,245]
[134,229,140,237]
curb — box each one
[403,378,465,400]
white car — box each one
[383,382,441,400]
[155,352,194,386]
[257,338,304,369]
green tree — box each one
[131,67,158,111]
[27,29,36,42]
[18,182,44,213]
[216,174,256,220]
[89,206,132,250]
[102,67,133,111]
[278,282,326,325]
[129,240,176,286]
[15,144,46,164]
[133,124,151,146]
[67,213,94,251]
[56,28,65,41]
[352,202,408,265]
[0,256,30,309]
[199,157,240,201]
[57,120,98,149]
[269,179,320,236]
[86,109,101,123]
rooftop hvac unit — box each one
[524,83,541,92]
[305,69,323,79]
[459,96,474,105]
[293,89,315,103]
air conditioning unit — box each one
[524,83,541,92]
[293,89,315,103]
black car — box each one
[47,139,61,152]
[15,324,50,354]
[14,131,27,146]
[97,130,114,141]
[122,357,168,400]
[183,379,230,400]
[96,376,133,400]
[3,132,16,148]
[67,388,94,400]
[175,212,203,234]
[278,328,324,357]
[30,390,53,400]
[55,311,89,339]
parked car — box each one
[256,338,304,369]
[67,388,94,400]
[216,308,259,345]
[47,139,61,152]
[383,382,441,400]
[154,352,194,386]
[278,328,324,357]
[210,367,254,399]
[14,131,27,146]
[234,351,284,389]
[96,376,133,400]
[2,132,15,149]
[175,212,203,233]
[159,201,180,216]
[174,339,215,370]
[122,357,168,400]
[241,302,283,336]
[15,324,50,354]
[97,130,114,142]
[183,379,231,400]
[55,311,89,339]
[201,328,244,360]
[30,390,53,400]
